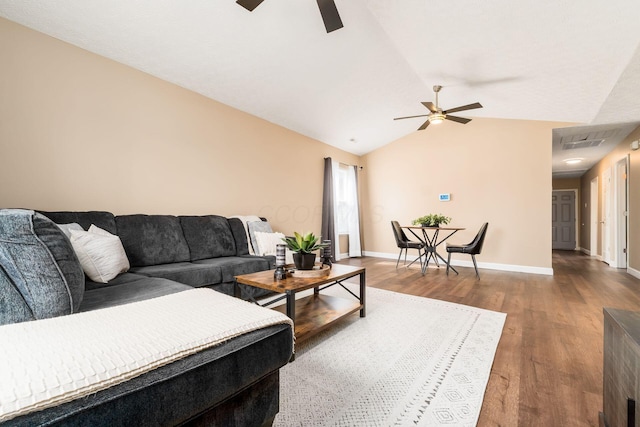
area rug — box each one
[273,286,506,426]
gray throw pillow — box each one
[0,209,85,325]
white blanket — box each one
[229,215,262,254]
[0,289,293,422]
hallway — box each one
[338,251,640,426]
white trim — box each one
[603,167,613,266]
[580,246,603,261]
[590,177,598,258]
[628,266,640,280]
[362,251,554,275]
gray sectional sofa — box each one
[0,209,293,426]
[41,210,276,306]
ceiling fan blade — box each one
[317,0,343,33]
[394,114,430,120]
[418,120,431,131]
[445,115,472,124]
[236,0,264,11]
[443,102,482,115]
[421,101,437,113]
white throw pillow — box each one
[254,231,294,264]
[55,222,83,239]
[69,225,130,283]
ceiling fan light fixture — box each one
[429,113,445,124]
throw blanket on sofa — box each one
[229,215,262,254]
[0,289,293,422]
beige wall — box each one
[0,18,359,236]
[0,17,584,272]
[361,118,576,271]
[552,178,581,190]
[580,125,640,271]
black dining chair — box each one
[391,221,424,269]
[446,222,488,279]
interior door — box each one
[552,190,576,250]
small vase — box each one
[293,253,316,270]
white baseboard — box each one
[578,247,607,261]
[362,251,554,276]
[628,266,640,280]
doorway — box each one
[590,177,598,258]
[602,168,612,265]
[552,190,576,250]
[614,156,629,269]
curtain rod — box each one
[324,157,362,170]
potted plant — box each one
[411,214,451,227]
[282,232,329,270]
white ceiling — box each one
[2,0,640,176]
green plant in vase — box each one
[411,214,451,227]
[282,232,329,270]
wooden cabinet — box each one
[601,308,640,427]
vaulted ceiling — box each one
[2,1,640,177]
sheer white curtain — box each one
[323,159,362,261]
[345,165,362,257]
[330,159,342,261]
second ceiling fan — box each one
[394,85,483,130]
[236,0,343,33]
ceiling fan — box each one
[236,0,343,33]
[394,85,483,130]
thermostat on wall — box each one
[439,193,451,202]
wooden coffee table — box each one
[234,264,366,343]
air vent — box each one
[562,139,604,150]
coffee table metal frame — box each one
[234,264,366,343]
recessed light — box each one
[564,158,583,165]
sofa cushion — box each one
[79,277,191,312]
[193,256,270,283]
[0,209,85,324]
[39,211,117,235]
[0,266,34,326]
[130,262,222,288]
[179,215,236,261]
[116,215,190,267]
[85,272,149,291]
[10,323,292,426]
[228,218,250,256]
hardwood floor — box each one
[336,251,640,427]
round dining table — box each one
[402,225,465,274]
